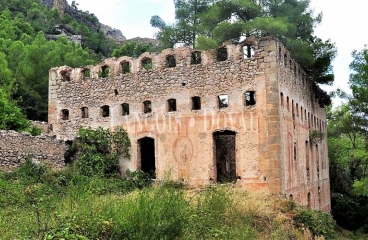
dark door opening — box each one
[138,137,156,178]
[213,130,237,183]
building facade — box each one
[48,37,330,210]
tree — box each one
[151,0,336,85]
[112,41,154,58]
[0,88,30,131]
[151,0,213,48]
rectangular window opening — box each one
[81,107,88,118]
[245,91,256,106]
[243,45,254,58]
[191,96,201,110]
[121,62,130,74]
[167,99,177,112]
[61,109,69,120]
[217,48,228,61]
[191,51,202,64]
[122,103,129,116]
[143,101,152,113]
[218,95,229,108]
[101,105,110,117]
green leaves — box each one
[72,127,131,177]
[0,88,30,131]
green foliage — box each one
[29,125,41,136]
[151,0,212,49]
[0,88,30,131]
[98,66,109,78]
[112,41,153,58]
[72,127,131,177]
[152,0,336,85]
[309,130,325,145]
[294,207,336,239]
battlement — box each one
[49,37,277,85]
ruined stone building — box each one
[48,36,330,210]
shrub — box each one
[294,207,336,239]
[71,127,131,177]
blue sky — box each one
[67,0,367,106]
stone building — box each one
[48,36,330,210]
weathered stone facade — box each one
[0,130,65,172]
[48,36,330,210]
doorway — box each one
[213,130,237,183]
[138,137,156,178]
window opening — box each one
[294,142,297,160]
[287,96,289,111]
[284,54,287,67]
[101,105,110,117]
[217,48,228,61]
[99,66,109,78]
[83,69,90,79]
[61,109,69,120]
[114,89,118,95]
[143,101,152,113]
[81,107,88,118]
[218,94,228,108]
[191,96,201,110]
[166,55,176,68]
[122,103,129,116]
[121,61,130,74]
[167,99,177,112]
[191,51,202,64]
[142,58,152,70]
[245,91,256,106]
[60,69,71,81]
[306,140,310,182]
[243,45,254,58]
[280,92,284,107]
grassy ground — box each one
[0,163,363,239]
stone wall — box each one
[276,42,330,210]
[0,130,65,172]
[48,36,330,210]
[49,37,271,189]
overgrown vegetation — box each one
[0,126,342,239]
[0,161,339,239]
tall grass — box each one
[0,162,340,239]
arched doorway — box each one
[138,137,156,178]
[213,130,237,183]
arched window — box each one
[99,65,109,78]
[142,58,152,70]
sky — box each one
[67,0,367,105]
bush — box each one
[71,127,131,177]
[294,207,336,239]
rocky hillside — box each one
[41,0,126,42]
